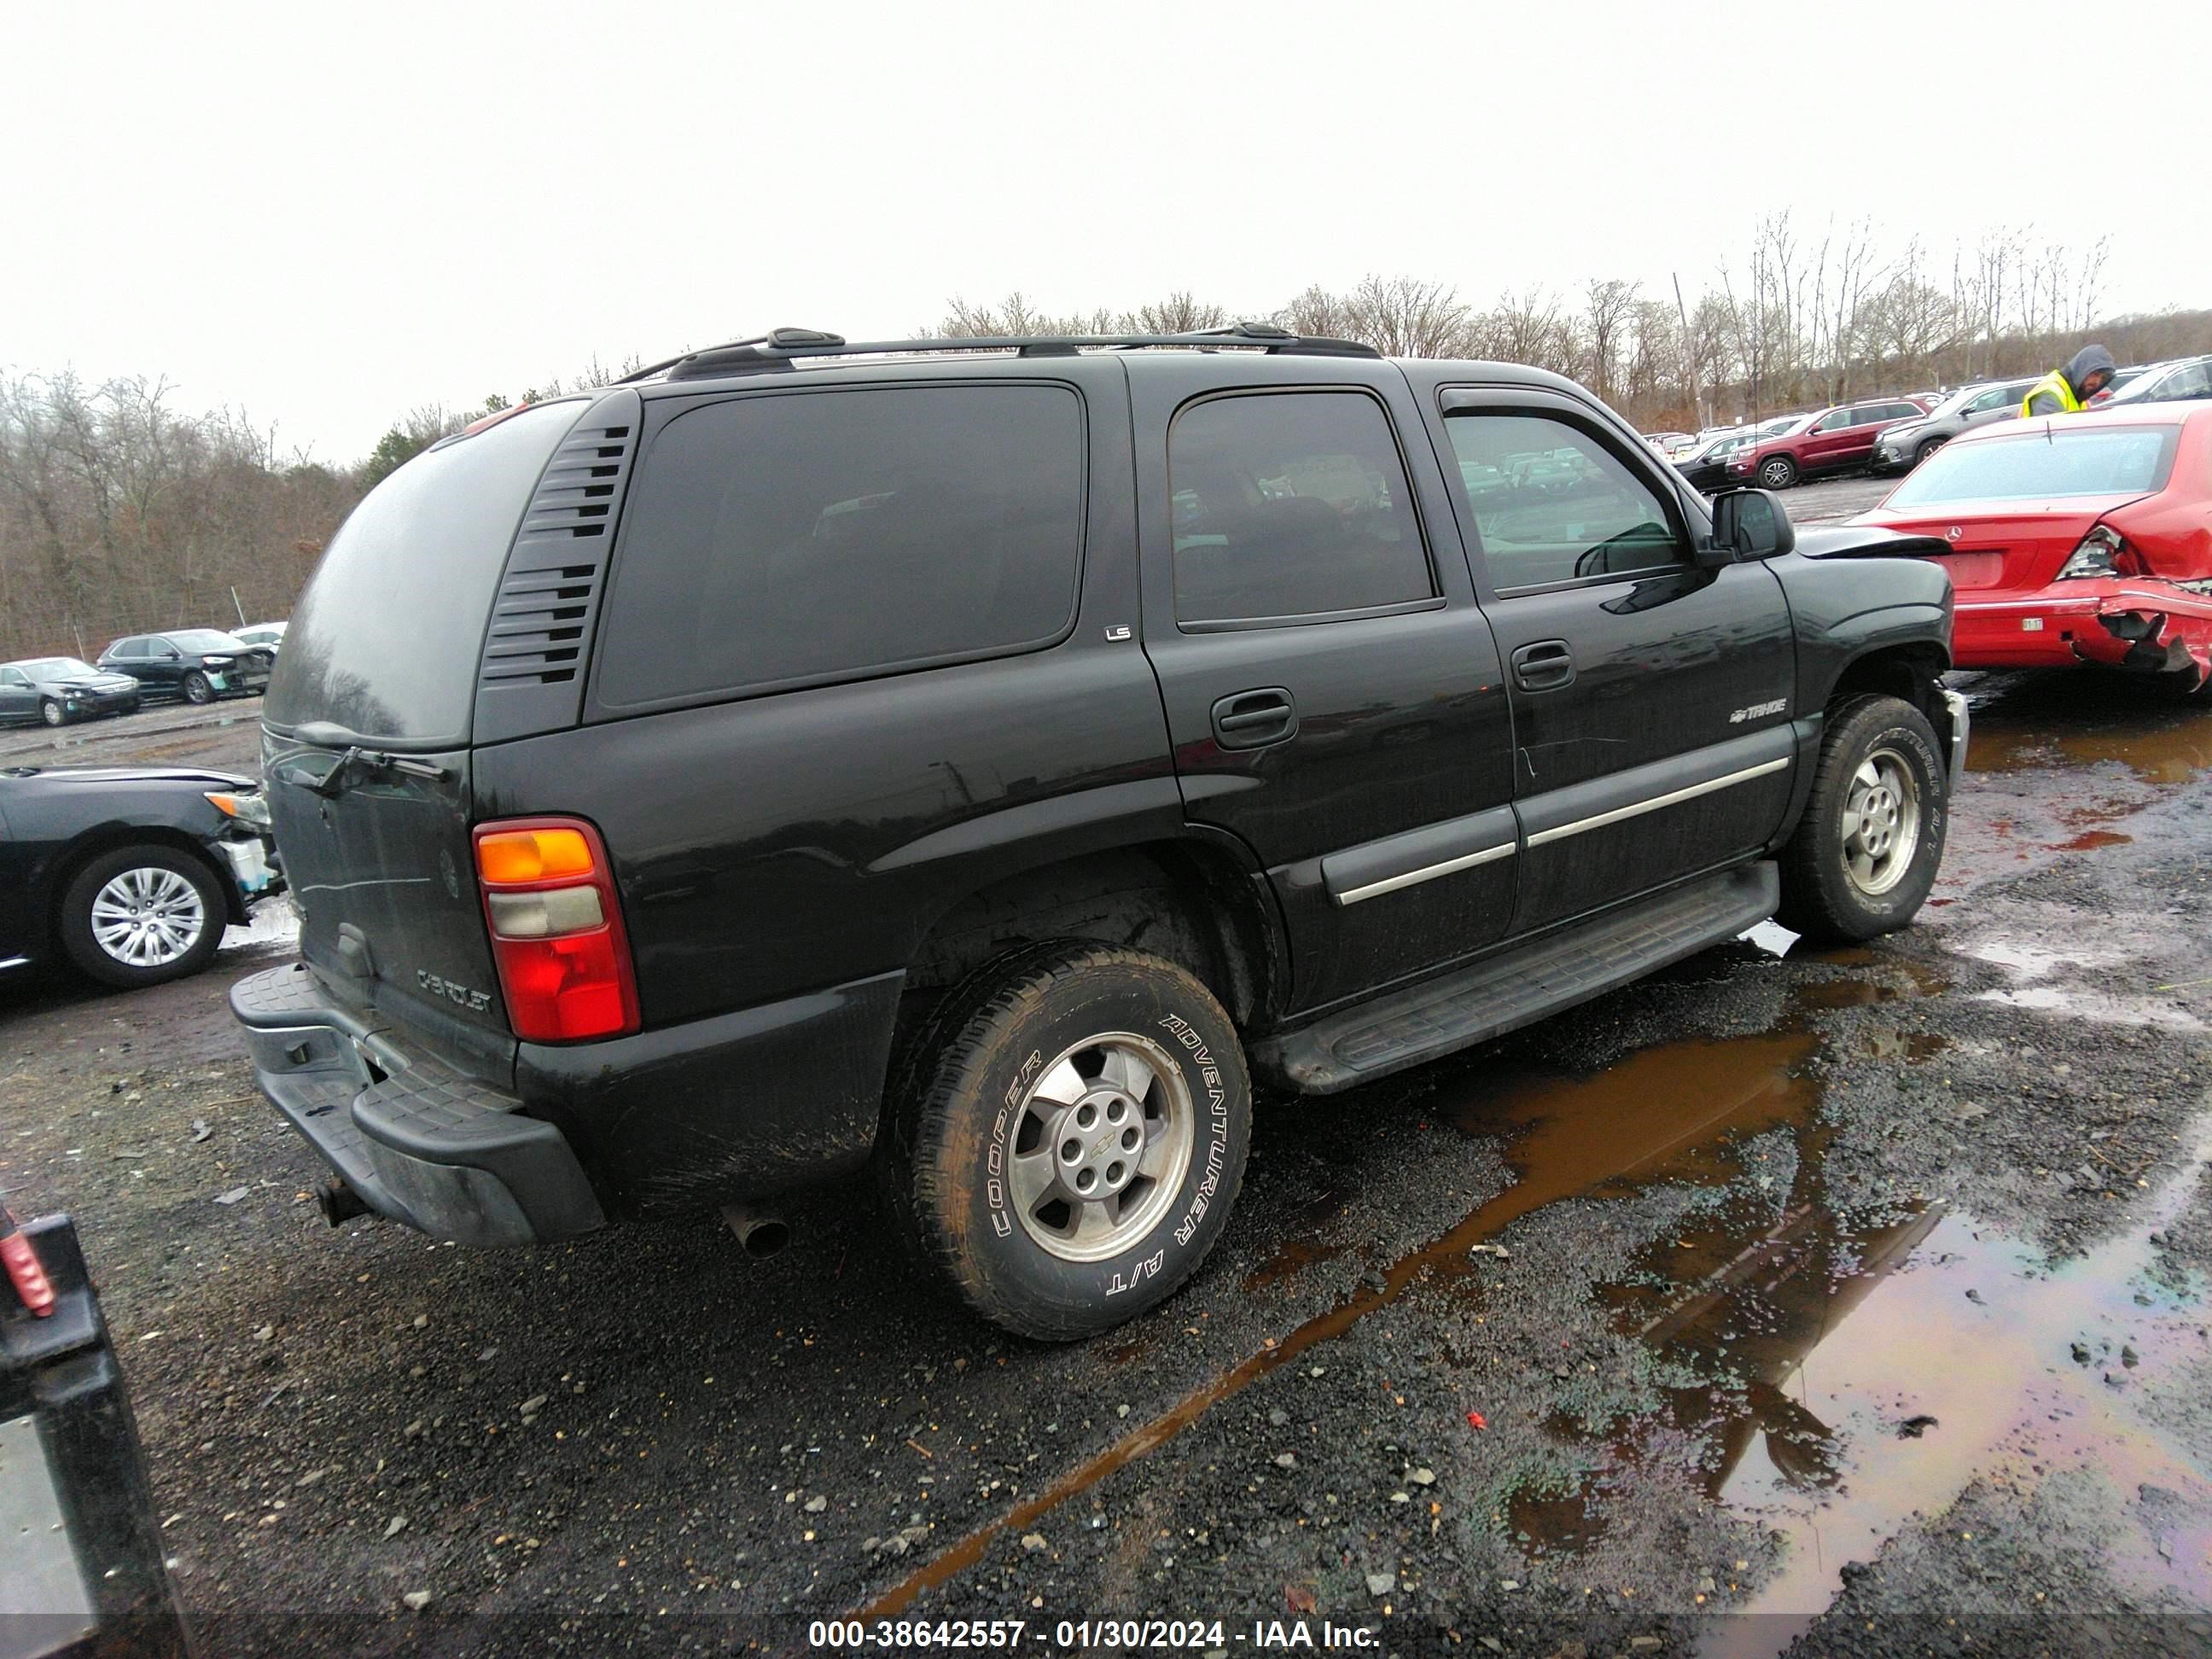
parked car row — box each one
[1656,356,2212,495]
[1,622,288,728]
[1724,395,1935,490]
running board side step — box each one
[1252,862,1780,1094]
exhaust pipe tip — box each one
[720,1204,791,1260]
[317,1178,371,1227]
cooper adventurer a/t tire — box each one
[883,940,1251,1342]
[1778,694,1948,944]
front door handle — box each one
[1210,687,1297,750]
[1511,640,1575,692]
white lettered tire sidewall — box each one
[905,945,1250,1341]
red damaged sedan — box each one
[1852,404,2212,690]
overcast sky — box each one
[5,1,2202,464]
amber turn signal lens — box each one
[475,827,595,885]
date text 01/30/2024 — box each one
[806,1617,1382,1650]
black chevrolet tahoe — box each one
[231,324,1965,1340]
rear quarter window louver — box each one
[471,387,643,743]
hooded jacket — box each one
[2022,344,2117,417]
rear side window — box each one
[1169,392,1432,626]
[596,384,1085,707]
[268,399,585,746]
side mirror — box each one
[1707,487,1797,562]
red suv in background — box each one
[1726,396,1934,490]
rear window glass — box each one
[267,399,584,746]
[595,385,1085,707]
[1885,427,2179,507]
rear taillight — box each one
[2058,522,2144,579]
[472,818,639,1043]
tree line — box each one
[933,216,2208,430]
[4,215,2207,664]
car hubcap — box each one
[186,676,210,703]
[1839,748,1922,897]
[1005,1032,1194,1263]
[1762,461,1790,486]
[42,702,62,725]
[90,868,206,967]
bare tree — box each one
[1119,292,1229,335]
[1342,275,1476,358]
[1579,279,1641,401]
[1276,283,1359,340]
[1483,287,1573,372]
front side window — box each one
[597,383,1086,706]
[1445,413,1684,590]
[1168,392,1431,626]
[0,669,24,686]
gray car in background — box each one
[1869,377,2039,474]
[2105,354,2212,408]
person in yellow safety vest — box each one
[2021,344,2116,416]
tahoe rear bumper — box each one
[230,963,605,1247]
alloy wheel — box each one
[89,866,208,967]
[1838,746,1923,897]
[1004,1031,1196,1263]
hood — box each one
[0,764,255,788]
[34,669,137,691]
[2064,344,2117,398]
[1791,524,1951,560]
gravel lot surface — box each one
[5,642,2209,1656]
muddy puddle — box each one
[1662,1137,2212,1657]
[1967,702,2212,785]
[861,952,2209,1645]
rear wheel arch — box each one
[899,839,1285,1032]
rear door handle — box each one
[1210,687,1297,750]
[1511,640,1575,692]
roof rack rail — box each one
[622,321,1379,384]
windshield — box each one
[1924,386,1985,419]
[168,629,250,652]
[1883,426,2179,508]
[13,657,99,678]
